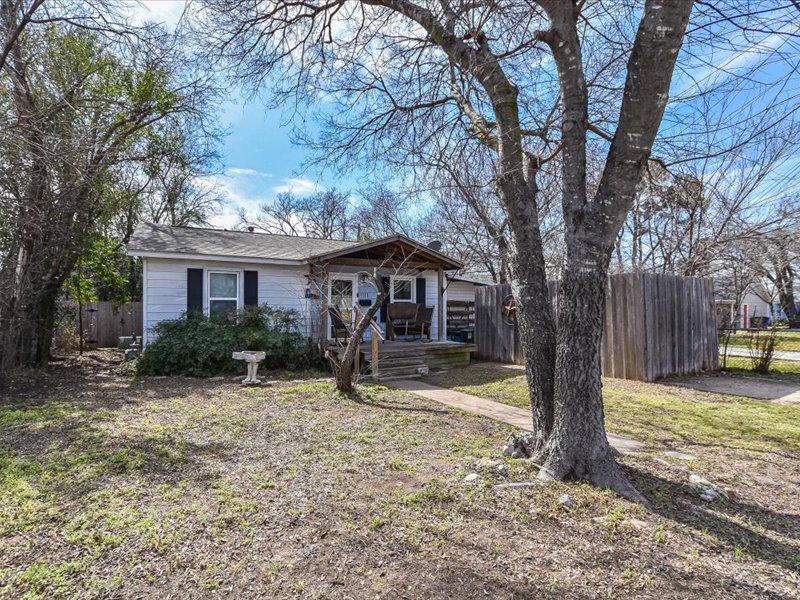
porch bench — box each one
[407,306,434,341]
[387,302,419,339]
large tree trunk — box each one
[773,261,799,326]
[538,252,643,502]
[500,177,556,455]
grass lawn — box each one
[722,329,800,351]
[721,355,800,377]
[424,364,800,452]
[1,352,798,598]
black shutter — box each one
[416,277,427,307]
[187,268,203,313]
[379,276,390,322]
[244,270,258,306]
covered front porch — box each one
[310,234,463,345]
[310,234,476,379]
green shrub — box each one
[137,305,316,377]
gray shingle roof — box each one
[128,222,359,262]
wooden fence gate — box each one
[475,274,718,381]
[80,302,143,348]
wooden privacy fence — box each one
[79,302,143,348]
[475,274,719,381]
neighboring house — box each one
[717,282,797,328]
[127,223,484,346]
[446,274,492,300]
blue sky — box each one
[205,98,333,228]
[131,1,799,228]
[130,1,354,228]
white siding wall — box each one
[446,281,478,303]
[423,270,442,340]
[142,260,481,345]
[143,258,309,345]
[740,292,774,327]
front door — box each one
[329,276,355,340]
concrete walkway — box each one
[669,374,800,405]
[723,346,800,361]
[389,379,645,454]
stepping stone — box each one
[664,450,697,461]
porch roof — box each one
[310,234,463,270]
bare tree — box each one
[201,1,800,499]
[322,272,388,393]
[0,0,130,73]
[616,130,800,276]
[418,189,507,282]
[352,183,414,239]
[242,188,354,239]
[760,228,800,327]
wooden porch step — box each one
[374,372,425,382]
[364,355,433,368]
[363,344,475,359]
[372,364,429,379]
[360,341,475,381]
[364,353,469,369]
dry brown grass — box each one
[0,352,797,598]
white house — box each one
[717,282,795,328]
[127,223,484,347]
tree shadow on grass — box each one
[627,465,800,572]
[344,386,451,415]
[424,362,524,389]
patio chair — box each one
[407,306,434,341]
[329,307,350,343]
[387,302,419,338]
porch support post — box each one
[437,267,445,341]
[371,333,379,377]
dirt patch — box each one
[0,352,798,598]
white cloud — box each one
[196,168,270,229]
[675,23,798,97]
[226,167,273,178]
[126,0,187,29]
[197,170,324,229]
[271,177,323,195]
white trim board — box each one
[128,250,304,266]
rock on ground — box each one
[502,432,537,459]
[688,473,728,502]
[463,473,481,485]
[474,457,509,477]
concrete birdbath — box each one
[232,351,266,386]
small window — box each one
[392,277,413,302]
[209,271,239,317]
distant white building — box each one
[717,282,795,328]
